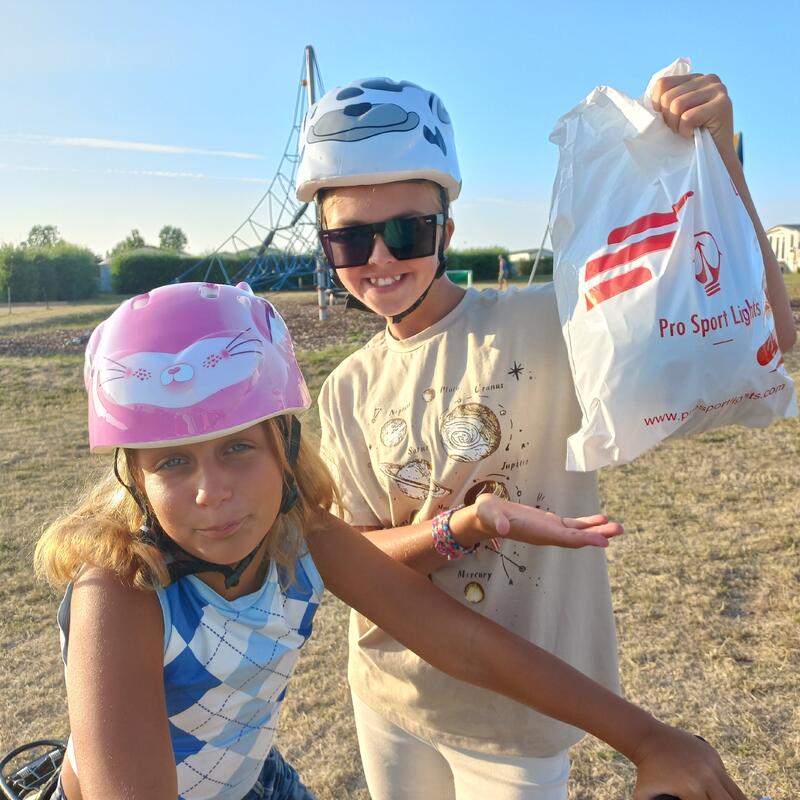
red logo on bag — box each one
[584,192,693,310]
[756,331,779,366]
[693,231,722,297]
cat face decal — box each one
[84,283,310,448]
[97,330,266,409]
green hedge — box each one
[445,247,508,282]
[109,250,246,295]
[0,243,97,302]
[110,250,321,294]
[445,250,554,282]
[513,257,553,277]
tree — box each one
[159,225,188,252]
[108,229,147,258]
[26,224,61,248]
[125,229,146,250]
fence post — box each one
[316,256,329,322]
[305,46,328,323]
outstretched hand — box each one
[471,493,623,550]
[633,723,748,800]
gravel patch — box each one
[0,299,386,356]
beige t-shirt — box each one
[318,284,620,756]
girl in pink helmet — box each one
[299,74,793,798]
[34,281,741,800]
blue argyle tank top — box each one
[58,552,324,800]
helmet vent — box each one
[337,86,364,100]
[199,283,220,299]
[423,125,447,156]
[132,294,150,310]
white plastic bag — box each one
[549,58,796,472]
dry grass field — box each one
[1,277,798,798]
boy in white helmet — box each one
[301,76,795,798]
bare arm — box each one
[653,72,796,353]
[717,144,796,352]
[357,492,621,574]
[307,510,745,800]
[311,511,647,751]
[318,377,618,576]
[64,568,176,800]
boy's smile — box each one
[355,235,414,302]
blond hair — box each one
[34,417,338,591]
[316,179,445,229]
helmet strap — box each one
[114,416,302,590]
[275,415,301,515]
[343,291,372,314]
[139,521,261,589]
[338,252,447,322]
[389,250,447,324]
[113,449,148,517]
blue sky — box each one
[1,0,798,257]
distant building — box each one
[508,248,553,265]
[766,225,800,273]
[508,248,553,277]
[98,260,112,293]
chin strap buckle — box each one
[344,294,372,313]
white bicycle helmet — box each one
[296,77,461,202]
[297,78,461,323]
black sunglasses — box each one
[318,213,445,269]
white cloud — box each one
[104,168,269,184]
[106,167,209,179]
[0,162,268,183]
[1,134,264,160]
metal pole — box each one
[304,45,316,107]
[305,45,329,322]
[528,222,550,285]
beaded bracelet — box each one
[431,504,478,560]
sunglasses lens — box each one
[320,215,440,268]
[321,225,374,268]
[382,216,437,260]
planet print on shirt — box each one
[440,403,501,462]
[380,459,452,500]
[464,582,485,603]
[464,479,509,504]
[380,418,407,447]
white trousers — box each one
[352,695,570,800]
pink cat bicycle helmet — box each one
[85,281,310,453]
